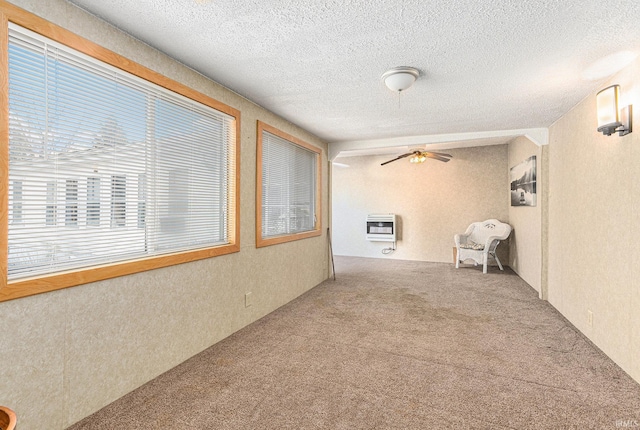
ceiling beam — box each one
[328,128,549,160]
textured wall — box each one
[508,137,542,293]
[0,1,329,429]
[547,56,640,383]
[331,145,509,264]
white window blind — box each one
[7,24,236,280]
[261,130,317,238]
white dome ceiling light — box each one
[382,67,420,92]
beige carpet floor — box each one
[68,256,640,429]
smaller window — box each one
[256,121,322,247]
[87,177,101,226]
[65,180,78,227]
[46,181,57,226]
[110,175,126,228]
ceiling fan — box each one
[381,150,453,166]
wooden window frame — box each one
[0,1,241,302]
[256,121,322,248]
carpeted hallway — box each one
[68,257,640,429]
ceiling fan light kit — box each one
[382,66,420,92]
[409,153,427,163]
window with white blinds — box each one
[257,122,321,247]
[6,24,237,281]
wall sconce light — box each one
[596,84,632,136]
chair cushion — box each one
[459,241,484,250]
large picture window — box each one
[1,15,239,301]
[256,121,321,247]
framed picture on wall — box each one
[510,155,536,207]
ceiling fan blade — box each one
[380,151,415,166]
[424,153,451,162]
[425,151,453,158]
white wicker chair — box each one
[454,219,512,274]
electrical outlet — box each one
[587,309,593,327]
[245,292,252,308]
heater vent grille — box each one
[366,214,396,242]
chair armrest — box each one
[482,235,508,253]
[483,235,500,245]
[454,234,469,246]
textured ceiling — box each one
[67,0,640,150]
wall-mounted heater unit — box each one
[366,214,396,242]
